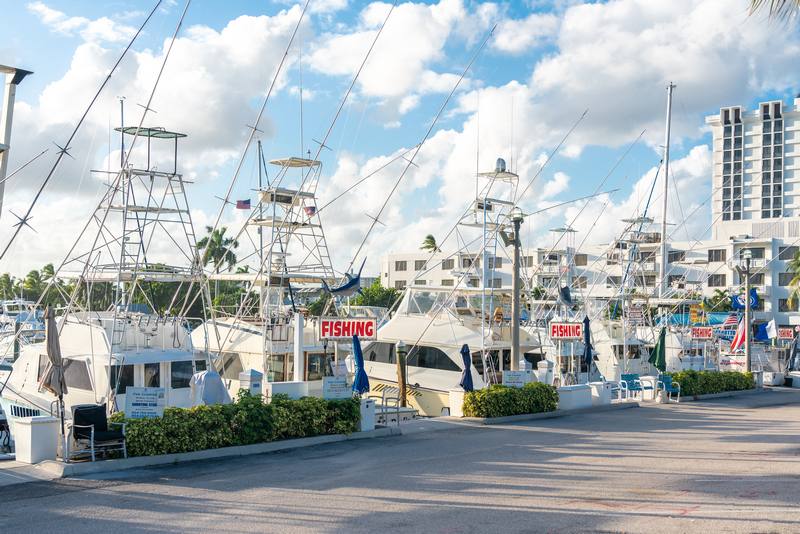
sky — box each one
[0,0,799,278]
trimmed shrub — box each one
[666,370,754,396]
[462,382,559,418]
[110,392,361,457]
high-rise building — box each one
[707,97,800,240]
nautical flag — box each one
[722,312,738,327]
[303,205,317,217]
[766,319,778,340]
[236,199,251,209]
[730,318,746,352]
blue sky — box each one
[1,0,799,276]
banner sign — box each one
[627,305,644,326]
[689,305,702,324]
[549,322,583,339]
[502,370,532,388]
[715,328,736,342]
[719,354,746,370]
[778,327,795,340]
[124,387,165,419]
[691,326,713,340]
[319,317,377,340]
[322,376,351,399]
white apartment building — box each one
[381,97,800,327]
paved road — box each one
[3,389,800,533]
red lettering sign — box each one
[319,318,378,340]
[691,326,713,340]
[549,322,583,339]
[778,327,795,340]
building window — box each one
[467,278,479,288]
[461,258,473,268]
[524,256,535,267]
[668,275,685,286]
[667,250,685,263]
[491,278,502,288]
[487,257,502,269]
[779,272,794,286]
[606,276,622,287]
[414,260,426,271]
[708,274,726,287]
[441,258,454,270]
[414,279,426,285]
[572,276,587,289]
[741,248,765,259]
[574,253,587,267]
[708,249,726,263]
[441,279,454,287]
[749,273,764,286]
[779,299,794,313]
[394,280,406,290]
[779,246,798,261]
[395,261,407,272]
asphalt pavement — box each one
[2,388,800,533]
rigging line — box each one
[345,23,497,276]
[668,165,691,242]
[0,0,163,261]
[0,149,49,186]
[316,144,419,214]
[201,0,310,264]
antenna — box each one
[118,96,125,168]
[299,32,304,157]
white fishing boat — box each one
[0,125,213,438]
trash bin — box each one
[359,399,375,432]
[588,381,612,406]
[14,416,59,464]
[238,369,263,396]
[537,360,554,385]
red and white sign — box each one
[691,326,713,340]
[778,327,795,340]
[549,322,583,340]
[319,317,377,340]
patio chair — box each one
[69,403,126,462]
[619,373,653,400]
[657,374,681,402]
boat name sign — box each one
[549,322,583,340]
[319,317,377,340]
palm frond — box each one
[749,0,800,20]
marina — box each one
[1,0,800,532]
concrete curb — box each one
[678,388,763,403]
[457,401,640,426]
[36,427,401,478]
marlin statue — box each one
[323,258,366,298]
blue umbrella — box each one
[582,316,593,369]
[459,344,474,392]
[351,335,370,395]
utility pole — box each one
[396,341,407,407]
[510,207,524,371]
[743,250,752,372]
[659,82,675,297]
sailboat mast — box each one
[658,82,675,297]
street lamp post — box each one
[741,249,752,373]
[510,207,524,371]
[396,341,407,407]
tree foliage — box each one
[420,234,439,252]
[351,279,400,309]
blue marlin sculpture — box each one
[322,258,366,298]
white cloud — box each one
[541,171,570,199]
[492,12,560,54]
[27,2,136,44]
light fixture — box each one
[510,206,524,223]
[741,249,752,261]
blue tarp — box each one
[351,335,370,395]
[459,344,473,392]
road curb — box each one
[457,401,640,425]
[678,388,763,402]
[35,426,402,479]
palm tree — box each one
[749,0,800,19]
[786,250,800,307]
[420,234,440,252]
[197,226,239,298]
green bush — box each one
[110,392,361,457]
[462,382,559,418]
[666,370,754,396]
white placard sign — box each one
[323,376,351,400]
[124,387,166,419]
[502,370,531,388]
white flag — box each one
[766,319,778,340]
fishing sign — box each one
[319,317,377,340]
[549,322,583,339]
[691,326,714,340]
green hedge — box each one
[666,370,755,396]
[109,392,361,457]
[462,383,559,418]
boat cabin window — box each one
[523,352,546,367]
[144,362,161,387]
[612,345,641,360]
[406,345,460,372]
[306,353,333,381]
[171,360,207,389]
[110,364,135,394]
[220,352,243,380]
[365,342,395,364]
[267,354,294,382]
[63,359,93,391]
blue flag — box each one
[731,288,758,310]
